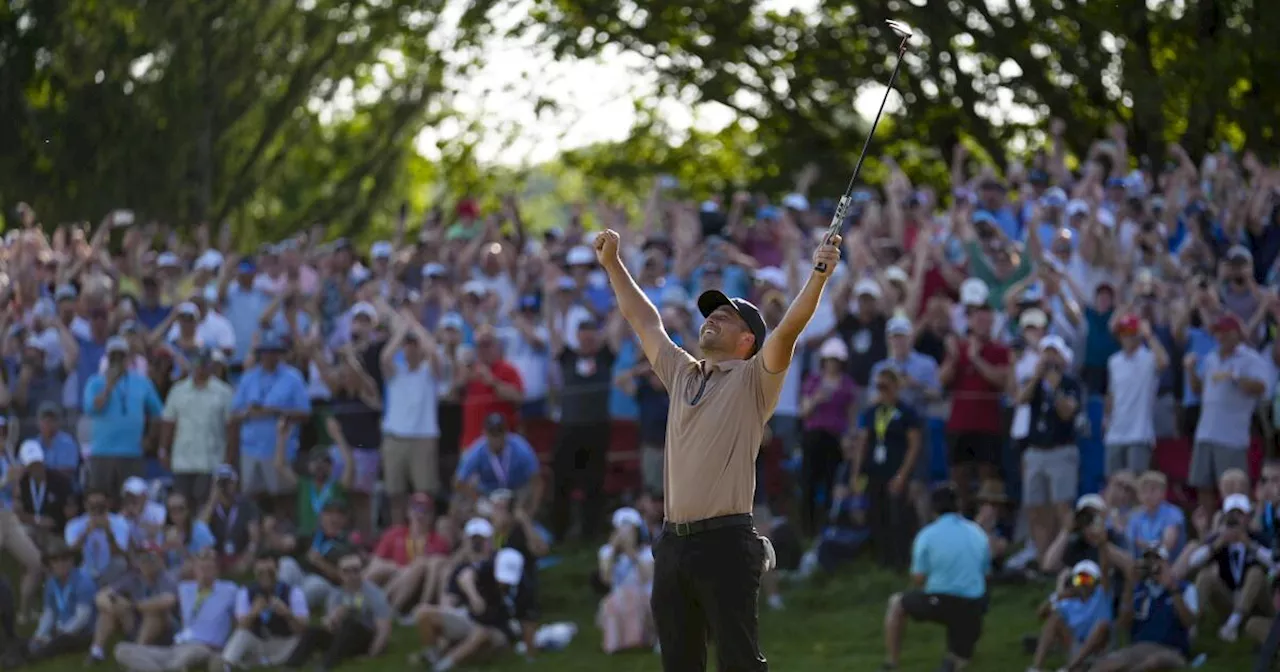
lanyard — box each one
[187,588,212,625]
[872,406,896,444]
[310,481,333,515]
[29,479,47,516]
[488,447,511,487]
[51,579,74,616]
[1229,544,1246,584]
[215,504,238,535]
[312,532,334,557]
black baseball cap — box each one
[696,290,767,356]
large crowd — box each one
[1,118,1280,671]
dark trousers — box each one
[651,524,767,672]
[866,476,915,571]
[550,422,611,540]
[284,620,373,669]
[172,472,213,508]
[801,429,842,535]
[26,630,92,662]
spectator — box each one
[849,367,921,570]
[596,507,654,653]
[199,464,262,574]
[940,279,1010,513]
[618,360,669,496]
[232,335,311,505]
[278,499,356,608]
[275,436,353,537]
[1042,494,1132,579]
[217,552,309,669]
[160,348,233,507]
[158,491,216,579]
[14,331,76,443]
[453,414,542,511]
[1092,547,1198,672]
[1125,471,1186,558]
[313,340,383,534]
[15,440,74,540]
[498,294,551,421]
[799,337,857,532]
[1104,315,1169,476]
[972,480,1013,569]
[488,490,547,652]
[112,550,237,671]
[82,337,163,499]
[1018,335,1082,567]
[119,477,166,546]
[217,257,274,367]
[1028,560,1113,672]
[32,403,79,480]
[881,484,989,672]
[458,325,523,448]
[1187,313,1269,515]
[88,544,177,664]
[64,488,130,583]
[869,315,942,518]
[835,278,889,390]
[366,493,450,614]
[27,541,97,662]
[379,307,442,525]
[1187,494,1273,642]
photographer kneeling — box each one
[1092,547,1197,672]
[1186,494,1275,642]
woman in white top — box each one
[596,507,654,654]
[1009,309,1048,449]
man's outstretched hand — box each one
[813,233,843,278]
[594,229,621,265]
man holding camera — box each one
[83,337,164,500]
[1187,494,1275,642]
[1092,547,1198,672]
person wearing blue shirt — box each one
[82,337,163,497]
[1029,560,1113,672]
[1092,547,1198,672]
[154,492,216,578]
[219,259,275,366]
[231,336,311,502]
[454,414,542,507]
[1125,471,1186,558]
[882,484,989,672]
[28,542,97,661]
[64,488,132,583]
[113,550,238,671]
[34,402,81,479]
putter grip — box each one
[814,195,851,272]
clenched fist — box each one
[812,234,843,278]
[594,229,621,265]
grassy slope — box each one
[28,549,1257,671]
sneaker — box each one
[1218,620,1239,643]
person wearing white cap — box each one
[941,276,1011,513]
[1008,308,1048,451]
[1186,493,1274,643]
[1028,559,1112,672]
[797,337,856,532]
[1090,546,1198,672]
[837,277,889,390]
[593,220,841,670]
[868,315,942,521]
[597,507,656,653]
[83,335,164,499]
[1016,334,1083,568]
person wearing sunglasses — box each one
[1028,560,1113,672]
[283,552,391,670]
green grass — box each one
[28,549,1261,671]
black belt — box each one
[663,513,752,537]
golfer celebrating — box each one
[595,228,841,671]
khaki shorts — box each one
[437,607,507,646]
[381,435,440,496]
[0,510,40,571]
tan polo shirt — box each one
[652,339,785,523]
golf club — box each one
[815,18,914,272]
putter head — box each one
[885,19,914,39]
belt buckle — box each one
[674,522,692,537]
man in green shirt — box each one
[276,446,353,536]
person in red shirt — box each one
[365,493,452,613]
[939,279,1011,514]
[459,326,524,447]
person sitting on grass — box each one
[796,461,871,579]
[488,489,548,654]
[112,549,238,672]
[365,493,451,614]
[157,491,216,580]
[1092,547,1198,672]
[199,464,262,575]
[283,551,391,671]
[278,499,358,609]
[64,487,132,584]
[1028,559,1113,672]
[596,507,654,654]
[87,543,178,665]
[881,483,989,672]
[410,544,526,672]
[972,480,1013,571]
[1125,470,1185,559]
[118,477,165,546]
[1186,493,1274,643]
[26,541,97,663]
[216,551,309,669]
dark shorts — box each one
[947,432,1001,468]
[900,590,985,660]
[87,457,145,499]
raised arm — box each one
[760,235,842,373]
[595,230,676,367]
